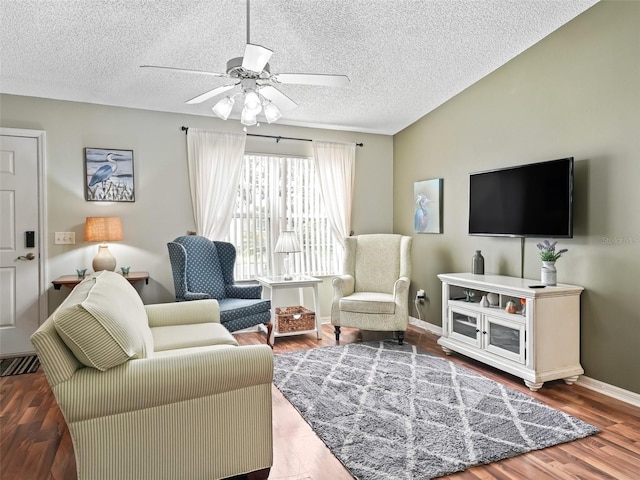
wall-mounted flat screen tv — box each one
[468,157,574,238]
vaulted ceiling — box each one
[0,0,598,135]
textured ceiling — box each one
[0,0,598,135]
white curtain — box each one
[186,129,246,240]
[312,140,356,252]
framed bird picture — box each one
[414,178,442,233]
[84,148,135,202]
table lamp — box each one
[275,231,301,280]
[84,216,123,272]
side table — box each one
[52,271,150,290]
[256,275,322,346]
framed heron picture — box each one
[414,178,442,233]
[84,148,135,202]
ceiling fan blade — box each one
[140,65,229,78]
[259,85,298,111]
[186,84,236,104]
[271,73,350,87]
[242,43,273,73]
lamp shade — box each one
[84,217,123,242]
[274,231,301,253]
[84,217,123,272]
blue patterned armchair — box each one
[168,236,272,336]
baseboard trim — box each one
[576,376,640,408]
[409,317,443,336]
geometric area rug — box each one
[0,355,40,377]
[273,341,599,480]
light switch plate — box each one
[54,232,75,244]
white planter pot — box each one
[541,261,557,286]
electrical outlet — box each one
[54,232,75,244]
[417,289,425,298]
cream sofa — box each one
[31,271,273,480]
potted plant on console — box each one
[537,240,568,286]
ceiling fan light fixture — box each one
[263,101,282,123]
[212,96,235,120]
[143,0,348,128]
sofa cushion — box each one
[151,323,238,352]
[218,297,271,323]
[152,344,237,358]
[53,271,154,371]
[339,292,396,315]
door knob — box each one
[16,253,36,261]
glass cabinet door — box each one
[484,315,525,364]
[449,307,481,346]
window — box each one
[229,153,337,280]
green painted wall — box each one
[393,1,640,393]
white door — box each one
[0,130,46,357]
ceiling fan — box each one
[141,0,349,126]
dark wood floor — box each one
[1,324,639,479]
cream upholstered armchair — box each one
[331,234,412,344]
[31,271,273,480]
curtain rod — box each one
[180,126,363,147]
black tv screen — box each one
[468,157,574,238]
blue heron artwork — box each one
[84,148,135,202]
[414,178,442,233]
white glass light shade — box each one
[240,107,258,126]
[263,102,282,123]
[244,91,262,113]
[212,96,235,119]
[208,86,285,126]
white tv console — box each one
[437,273,584,391]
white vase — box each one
[486,292,499,306]
[541,261,557,286]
